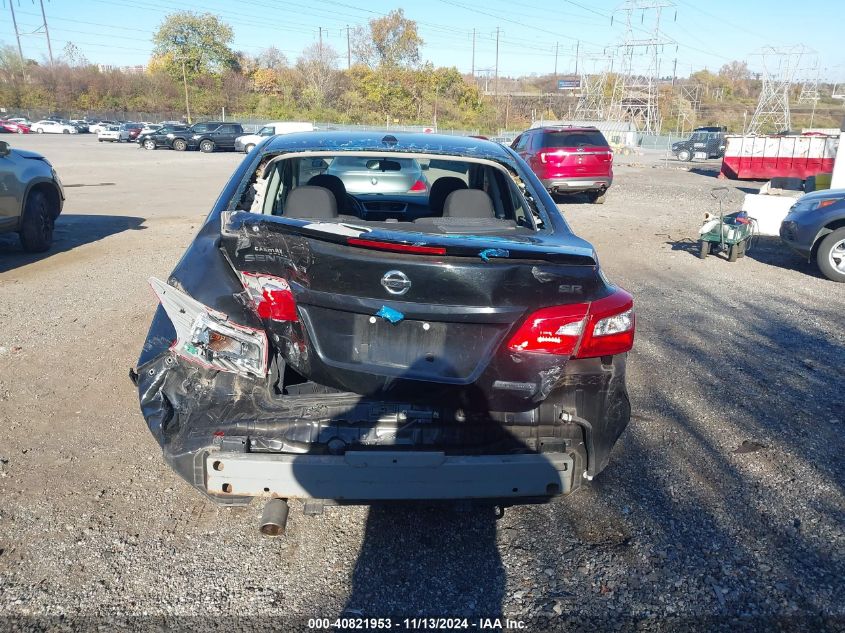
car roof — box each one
[532,126,602,133]
[264,131,515,159]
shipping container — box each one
[720,134,838,180]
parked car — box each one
[137,124,189,150]
[70,120,90,133]
[0,139,64,251]
[125,123,144,141]
[138,123,162,137]
[133,132,635,529]
[0,121,29,134]
[325,156,428,195]
[511,126,613,203]
[88,121,115,134]
[97,125,129,142]
[6,117,32,127]
[671,126,727,162]
[32,120,78,134]
[235,121,314,153]
[780,188,845,282]
[185,121,245,152]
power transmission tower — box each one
[680,84,701,113]
[796,52,821,128]
[745,45,807,134]
[608,0,676,134]
[797,55,820,103]
[574,54,614,120]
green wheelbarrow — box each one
[698,187,754,262]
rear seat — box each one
[416,189,517,229]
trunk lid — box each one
[220,212,607,400]
[538,130,613,179]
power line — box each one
[435,0,605,47]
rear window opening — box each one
[541,130,609,148]
[235,152,545,234]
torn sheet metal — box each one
[375,305,405,324]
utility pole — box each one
[39,0,54,65]
[471,28,476,78]
[181,59,191,124]
[549,42,558,117]
[8,0,24,64]
[671,57,677,86]
[574,40,579,75]
[494,27,500,102]
[319,27,323,49]
[433,83,439,129]
[345,25,351,69]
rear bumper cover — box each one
[541,176,612,193]
[203,450,574,501]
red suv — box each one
[511,126,613,203]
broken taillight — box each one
[507,289,634,358]
[150,277,268,378]
[240,272,298,322]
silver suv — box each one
[0,140,65,252]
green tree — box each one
[352,9,423,68]
[152,12,234,79]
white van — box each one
[234,121,314,153]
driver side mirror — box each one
[0,141,9,157]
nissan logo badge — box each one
[381,270,411,296]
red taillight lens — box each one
[240,272,298,322]
[256,286,297,321]
[507,289,634,358]
[506,303,589,355]
[408,179,427,192]
[576,289,634,358]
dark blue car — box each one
[131,132,636,531]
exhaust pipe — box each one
[260,498,290,537]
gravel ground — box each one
[0,136,843,632]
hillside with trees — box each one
[0,10,841,134]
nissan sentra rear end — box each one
[132,131,634,510]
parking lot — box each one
[0,134,842,630]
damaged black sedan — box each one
[133,131,635,517]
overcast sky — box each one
[3,0,843,82]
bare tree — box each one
[296,42,339,107]
[257,46,289,71]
